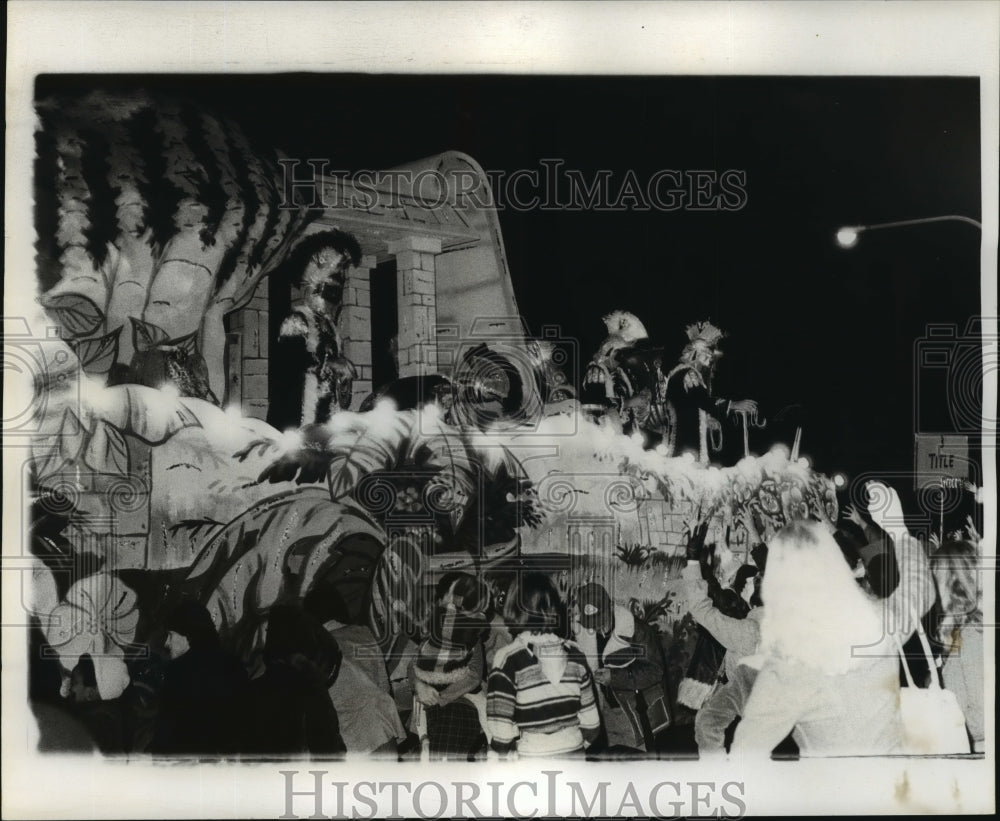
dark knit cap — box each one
[576,582,613,632]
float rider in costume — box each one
[660,321,760,463]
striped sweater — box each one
[486,633,600,757]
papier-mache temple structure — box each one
[224,153,752,564]
[227,151,525,417]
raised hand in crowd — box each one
[684,520,711,562]
[841,505,864,529]
[964,514,981,544]
[962,479,984,497]
[865,481,907,535]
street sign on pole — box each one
[914,434,971,490]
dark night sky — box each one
[37,74,984,494]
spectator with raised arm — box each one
[678,515,766,755]
[732,483,934,757]
[731,520,904,757]
[679,521,765,686]
[860,481,936,647]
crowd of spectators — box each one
[29,481,985,760]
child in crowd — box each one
[486,572,600,758]
[572,583,669,754]
[410,572,493,759]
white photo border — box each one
[4,2,997,817]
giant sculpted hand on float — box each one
[35,91,315,406]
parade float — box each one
[27,353,837,693]
[25,90,838,698]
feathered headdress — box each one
[603,310,649,343]
[684,320,725,348]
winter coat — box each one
[731,653,903,757]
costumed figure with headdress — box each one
[581,311,675,446]
[278,231,361,425]
[582,311,653,409]
[660,320,760,463]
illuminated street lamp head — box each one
[835,226,861,249]
[834,215,981,250]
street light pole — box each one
[835,214,982,248]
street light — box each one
[835,214,982,248]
